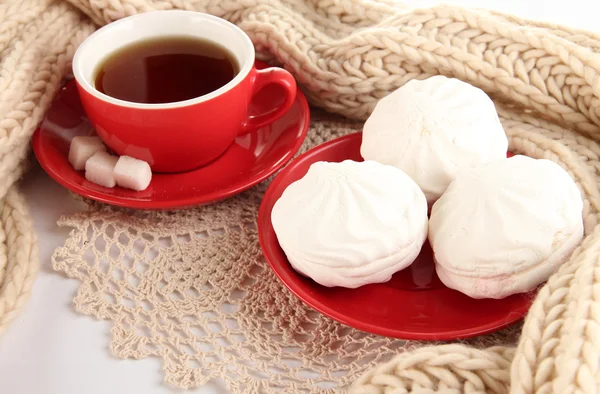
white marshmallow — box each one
[271,160,429,288]
[84,151,118,188]
[114,155,152,191]
[361,75,508,204]
[68,136,107,170]
[429,155,584,299]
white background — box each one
[1,1,599,393]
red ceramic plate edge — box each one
[32,90,310,210]
[258,132,531,340]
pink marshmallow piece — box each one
[85,151,119,188]
[114,155,152,191]
[68,136,107,170]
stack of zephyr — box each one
[272,76,584,300]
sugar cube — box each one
[114,155,152,191]
[85,151,119,188]
[68,136,107,170]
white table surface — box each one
[1,1,599,393]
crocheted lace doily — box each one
[51,114,524,392]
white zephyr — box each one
[271,160,429,288]
[429,155,584,299]
[361,75,508,204]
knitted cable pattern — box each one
[0,187,38,335]
[0,0,94,335]
[65,0,600,138]
[0,0,597,392]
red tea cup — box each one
[72,10,297,173]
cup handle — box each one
[238,67,297,136]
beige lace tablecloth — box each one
[2,0,600,392]
[52,112,526,392]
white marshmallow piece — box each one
[429,155,584,299]
[271,160,429,289]
[85,151,119,188]
[114,155,152,191]
[68,136,107,171]
[361,75,508,204]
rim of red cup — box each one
[72,10,256,110]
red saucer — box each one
[258,132,534,340]
[32,61,309,209]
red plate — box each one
[32,61,309,209]
[258,132,534,340]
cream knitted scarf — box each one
[0,0,93,335]
[3,0,600,392]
